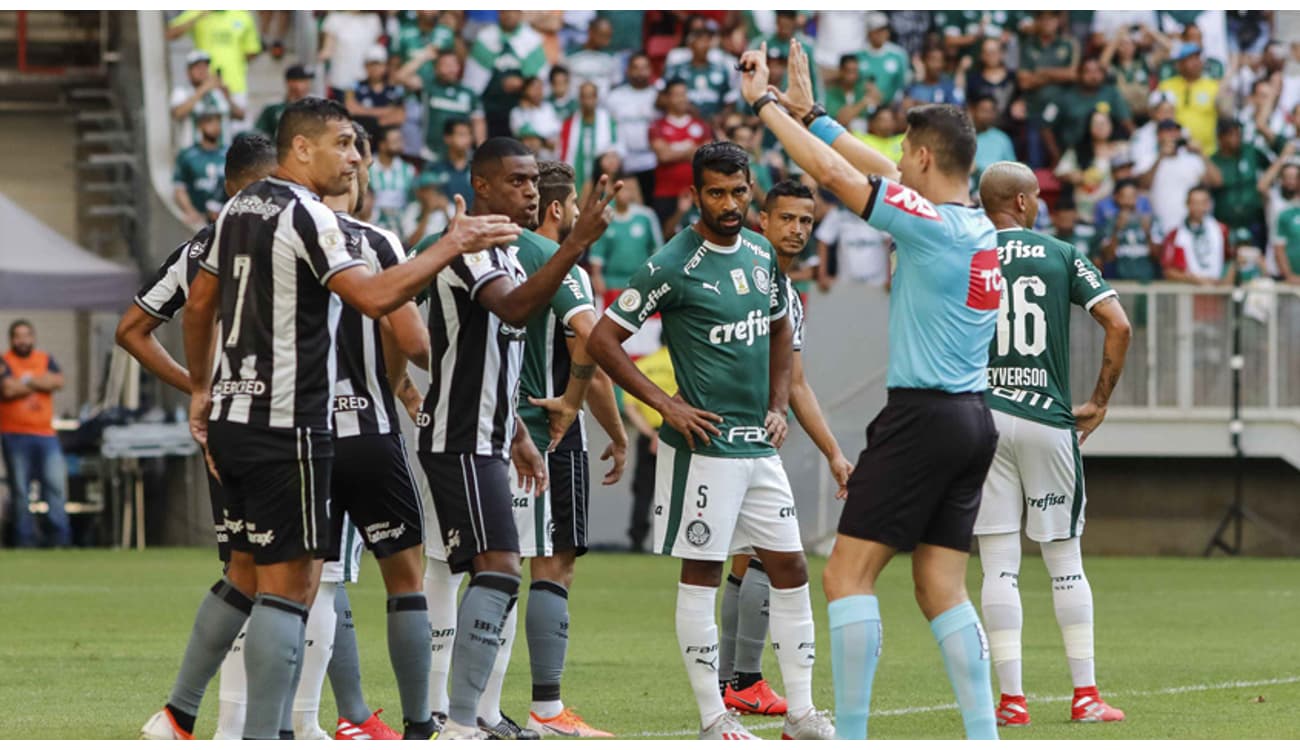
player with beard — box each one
[715,179,857,718]
[588,142,834,740]
[408,138,620,740]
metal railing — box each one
[1068,281,1300,414]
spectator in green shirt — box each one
[253,64,314,137]
[1271,202,1300,283]
[1044,57,1134,164]
[1210,118,1268,236]
[752,11,822,101]
[389,9,459,92]
[856,12,910,109]
[172,112,227,228]
[1017,11,1080,168]
[587,179,663,303]
[398,49,487,161]
[663,23,736,122]
[826,54,871,135]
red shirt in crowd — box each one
[650,114,711,199]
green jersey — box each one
[423,82,483,158]
[513,231,596,453]
[856,42,910,107]
[1019,35,1079,116]
[1273,205,1300,273]
[987,228,1116,429]
[172,143,227,216]
[390,23,457,92]
[663,59,736,119]
[588,205,663,289]
[606,226,788,458]
[369,157,416,236]
[254,100,287,137]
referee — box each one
[182,97,520,739]
[739,43,1001,739]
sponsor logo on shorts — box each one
[445,528,461,553]
[246,526,276,547]
[654,504,663,516]
[365,521,406,544]
[778,505,797,518]
[1028,492,1068,511]
[513,496,528,508]
[224,517,245,535]
[685,519,711,547]
[334,394,371,412]
[213,379,267,396]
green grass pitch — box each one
[2,549,1298,739]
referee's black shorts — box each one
[418,452,519,574]
[330,432,424,559]
[839,389,999,553]
[207,422,334,565]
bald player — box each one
[974,162,1131,727]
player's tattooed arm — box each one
[529,337,591,450]
[1075,296,1132,444]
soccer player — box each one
[587,141,834,741]
[739,41,1001,739]
[182,97,520,740]
[974,162,1132,726]
[717,179,856,718]
[510,161,627,738]
[407,137,620,740]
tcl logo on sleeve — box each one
[882,182,940,221]
[966,249,1003,310]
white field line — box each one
[622,675,1300,739]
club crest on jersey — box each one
[751,266,770,294]
[730,268,750,295]
[188,238,209,259]
[966,249,1004,310]
[617,288,642,312]
[882,182,940,221]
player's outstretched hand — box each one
[511,430,549,497]
[765,409,789,449]
[568,175,624,249]
[829,453,853,500]
[599,438,627,485]
[1073,400,1107,445]
[737,43,770,105]
[528,395,579,451]
[661,394,723,450]
[445,194,521,253]
[770,39,815,121]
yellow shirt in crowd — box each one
[169,10,262,95]
[1158,75,1220,155]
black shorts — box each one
[207,471,251,563]
[839,389,999,553]
[330,433,424,559]
[419,452,519,574]
[549,450,590,556]
[207,422,334,565]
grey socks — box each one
[166,578,254,727]
[448,572,519,727]
[735,561,771,676]
[387,592,433,724]
[525,581,569,702]
[327,584,372,724]
[242,594,308,739]
[718,574,742,686]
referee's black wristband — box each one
[751,92,778,117]
[802,103,827,127]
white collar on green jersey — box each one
[702,236,741,254]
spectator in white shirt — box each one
[606,52,661,204]
[509,76,561,156]
[318,10,384,99]
[815,203,893,288]
[169,49,243,148]
[1140,118,1223,237]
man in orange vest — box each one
[0,320,70,547]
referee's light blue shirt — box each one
[862,177,1001,394]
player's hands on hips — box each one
[600,438,627,485]
[829,453,853,500]
[528,395,579,451]
[445,194,522,253]
[771,40,815,121]
[765,409,788,449]
[660,394,723,450]
[737,43,771,105]
[189,391,220,481]
[568,175,624,249]
[1073,400,1107,445]
[511,431,549,497]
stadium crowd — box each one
[165,9,1300,292]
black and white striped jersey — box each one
[201,177,366,432]
[414,243,527,459]
[787,276,805,352]
[133,224,214,321]
[333,213,403,439]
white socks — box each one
[768,583,816,717]
[477,601,517,726]
[423,560,465,715]
[215,625,248,740]
[676,583,727,728]
[978,532,1024,697]
[292,581,339,737]
[1041,538,1095,688]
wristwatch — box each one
[751,92,779,117]
[802,103,827,127]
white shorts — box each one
[509,460,553,559]
[418,466,448,563]
[321,514,363,584]
[974,410,1087,543]
[652,444,803,561]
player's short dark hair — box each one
[443,118,471,137]
[225,131,276,183]
[905,103,977,177]
[537,161,576,216]
[549,64,570,83]
[764,178,814,210]
[8,319,32,338]
[692,141,750,190]
[470,136,534,179]
[1114,177,1139,193]
[351,120,372,159]
[275,96,352,160]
